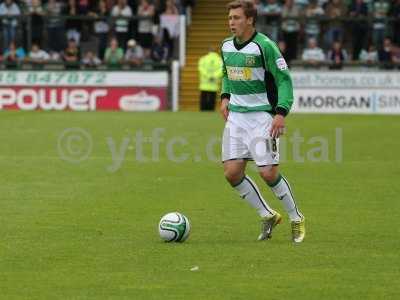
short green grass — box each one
[0,111,399,299]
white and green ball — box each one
[159,212,190,242]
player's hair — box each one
[227,0,257,26]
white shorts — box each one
[222,111,279,166]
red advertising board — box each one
[0,86,168,111]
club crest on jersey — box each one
[276,58,288,70]
[245,56,256,66]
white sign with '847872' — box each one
[0,71,168,87]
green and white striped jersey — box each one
[221,31,293,116]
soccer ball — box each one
[158,212,191,242]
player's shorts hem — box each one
[222,157,253,163]
[256,163,280,167]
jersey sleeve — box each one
[263,40,294,116]
[220,49,231,100]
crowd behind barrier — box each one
[0,0,194,69]
[0,0,398,69]
[254,0,400,69]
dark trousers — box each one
[116,32,128,51]
[96,33,108,60]
[200,91,216,111]
[282,31,298,63]
[47,26,66,52]
[352,25,368,60]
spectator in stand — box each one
[127,0,139,40]
[77,0,94,41]
[327,41,348,69]
[4,41,25,59]
[161,0,179,59]
[3,41,25,68]
[28,0,45,47]
[49,50,61,61]
[304,0,325,43]
[125,38,145,66]
[182,0,196,10]
[153,0,165,27]
[22,0,45,48]
[254,0,265,10]
[263,0,282,42]
[349,0,369,60]
[182,0,195,24]
[389,0,400,46]
[111,0,133,51]
[176,0,185,14]
[378,37,395,69]
[392,45,400,65]
[324,0,347,48]
[66,0,82,44]
[45,0,66,52]
[319,0,330,9]
[81,50,102,69]
[151,34,168,63]
[359,44,378,64]
[0,0,21,51]
[137,0,155,58]
[372,0,390,49]
[27,42,49,69]
[62,38,80,69]
[302,37,325,66]
[77,0,93,14]
[164,0,179,14]
[104,37,124,67]
[27,42,50,63]
[89,0,110,60]
[294,0,308,10]
[105,0,114,11]
[281,0,301,62]
[254,0,267,34]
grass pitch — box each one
[0,111,399,299]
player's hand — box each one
[220,98,229,121]
[270,114,285,138]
